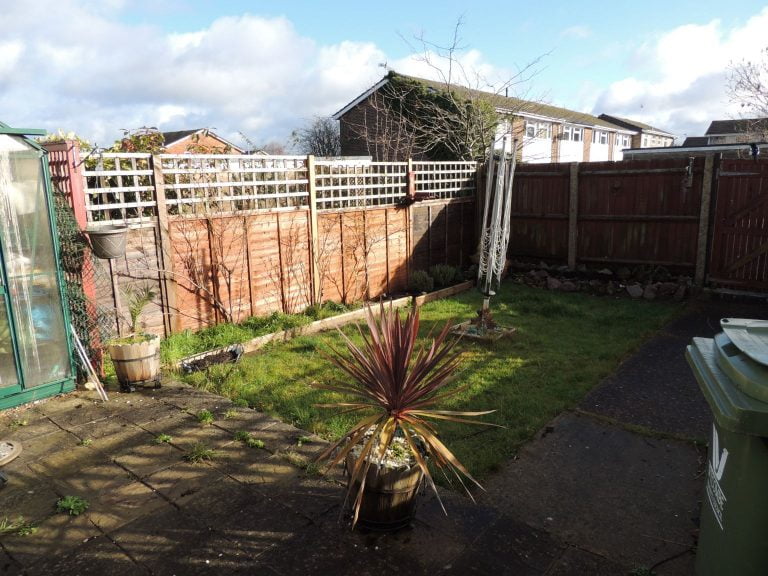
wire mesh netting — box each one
[53,188,118,377]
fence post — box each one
[152,155,179,334]
[567,162,579,269]
[695,154,715,287]
[307,155,321,305]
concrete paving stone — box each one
[207,407,275,434]
[258,515,413,576]
[415,489,501,544]
[65,414,134,441]
[544,546,629,575]
[160,389,231,412]
[212,451,303,486]
[41,399,115,430]
[85,425,158,458]
[176,478,313,555]
[459,513,564,574]
[0,546,22,575]
[113,396,184,426]
[134,411,190,436]
[0,415,59,443]
[109,503,281,575]
[0,512,102,569]
[112,440,184,479]
[157,418,237,452]
[355,516,469,574]
[27,441,111,479]
[51,462,168,532]
[22,534,149,576]
[483,412,701,570]
[142,460,226,504]
[4,429,78,466]
[267,474,344,522]
[0,475,62,524]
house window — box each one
[616,134,631,148]
[526,121,551,139]
[592,130,608,145]
[562,125,583,142]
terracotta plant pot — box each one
[345,452,424,531]
[107,334,161,391]
[86,224,128,259]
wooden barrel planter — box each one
[107,334,161,391]
[345,453,424,531]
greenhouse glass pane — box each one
[0,298,19,389]
[0,135,71,388]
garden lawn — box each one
[178,282,684,481]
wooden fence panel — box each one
[577,159,703,268]
[168,218,216,332]
[509,164,570,260]
[411,199,476,272]
[709,159,768,290]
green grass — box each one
[177,283,684,481]
[160,304,354,364]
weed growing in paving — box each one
[56,496,89,516]
[224,408,238,420]
[196,409,214,425]
[296,435,312,447]
[152,434,173,445]
[77,438,93,447]
[8,419,27,430]
[234,430,265,449]
[184,443,216,463]
[0,516,37,536]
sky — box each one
[2,0,767,150]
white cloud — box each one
[592,7,768,138]
[0,1,387,147]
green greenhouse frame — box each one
[0,122,75,409]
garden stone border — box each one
[174,281,474,369]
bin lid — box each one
[720,318,768,366]
[687,337,768,436]
[714,332,768,403]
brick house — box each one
[161,129,245,154]
[597,114,675,149]
[332,73,668,163]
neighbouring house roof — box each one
[333,73,636,133]
[597,114,674,138]
[681,136,709,147]
[161,129,245,153]
[705,118,768,136]
[624,141,768,158]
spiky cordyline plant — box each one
[313,302,496,527]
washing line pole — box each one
[476,136,516,328]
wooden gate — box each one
[709,159,768,291]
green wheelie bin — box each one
[686,318,768,576]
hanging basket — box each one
[85,224,128,259]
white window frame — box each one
[615,134,631,148]
[526,120,551,140]
[592,130,608,145]
[562,125,583,142]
